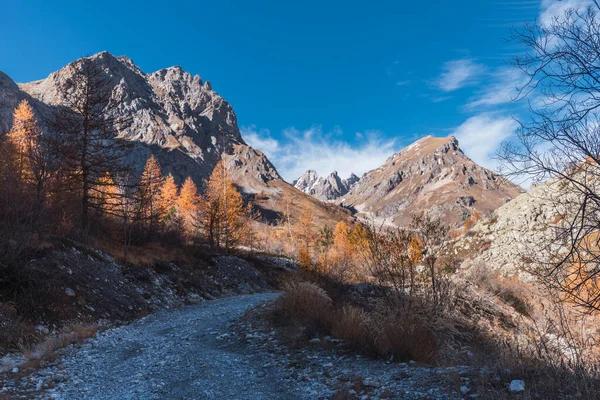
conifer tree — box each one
[198,161,252,250]
[52,57,132,233]
[295,206,315,270]
[8,100,53,204]
[178,176,200,238]
[137,155,163,235]
[160,173,178,217]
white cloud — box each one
[452,114,519,171]
[241,125,398,182]
[540,0,594,26]
[435,58,485,92]
[466,67,527,109]
[240,125,280,159]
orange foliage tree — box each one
[295,206,316,270]
[197,161,253,250]
[137,155,163,236]
[178,176,200,238]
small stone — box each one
[65,288,75,297]
[362,378,381,388]
[509,380,525,392]
[309,338,321,344]
[460,385,470,395]
[11,367,18,373]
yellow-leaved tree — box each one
[93,173,121,218]
[295,206,315,271]
[178,176,200,239]
[137,155,163,236]
[160,173,178,217]
[7,100,52,206]
[198,161,252,251]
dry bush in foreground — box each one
[278,280,332,324]
[273,278,452,364]
[373,301,439,364]
[331,305,373,352]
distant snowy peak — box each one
[293,170,360,201]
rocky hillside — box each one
[455,178,568,280]
[0,52,350,226]
[340,135,523,227]
[293,170,359,201]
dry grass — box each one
[331,305,373,351]
[92,238,193,266]
[273,279,447,364]
[373,303,439,364]
[469,264,533,317]
[278,280,332,322]
[18,323,104,372]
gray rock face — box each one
[456,177,576,280]
[2,51,266,186]
[293,170,360,201]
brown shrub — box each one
[469,264,533,316]
[278,280,332,325]
[373,303,439,364]
[273,279,447,364]
[331,305,373,352]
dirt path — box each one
[13,292,472,400]
[34,293,310,400]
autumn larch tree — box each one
[295,206,315,270]
[52,56,132,234]
[8,100,54,217]
[159,173,182,237]
[160,173,178,218]
[199,161,252,251]
[137,155,163,238]
[178,176,200,239]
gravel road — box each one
[36,293,306,400]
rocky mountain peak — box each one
[339,135,523,227]
[293,170,360,201]
[0,53,352,228]
[6,53,250,185]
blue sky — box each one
[0,0,586,181]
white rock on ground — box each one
[509,380,525,392]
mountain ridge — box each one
[293,170,360,201]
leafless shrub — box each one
[469,264,533,316]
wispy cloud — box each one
[452,114,518,171]
[540,0,594,26]
[435,58,485,92]
[395,80,411,87]
[242,125,398,182]
[466,67,527,109]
